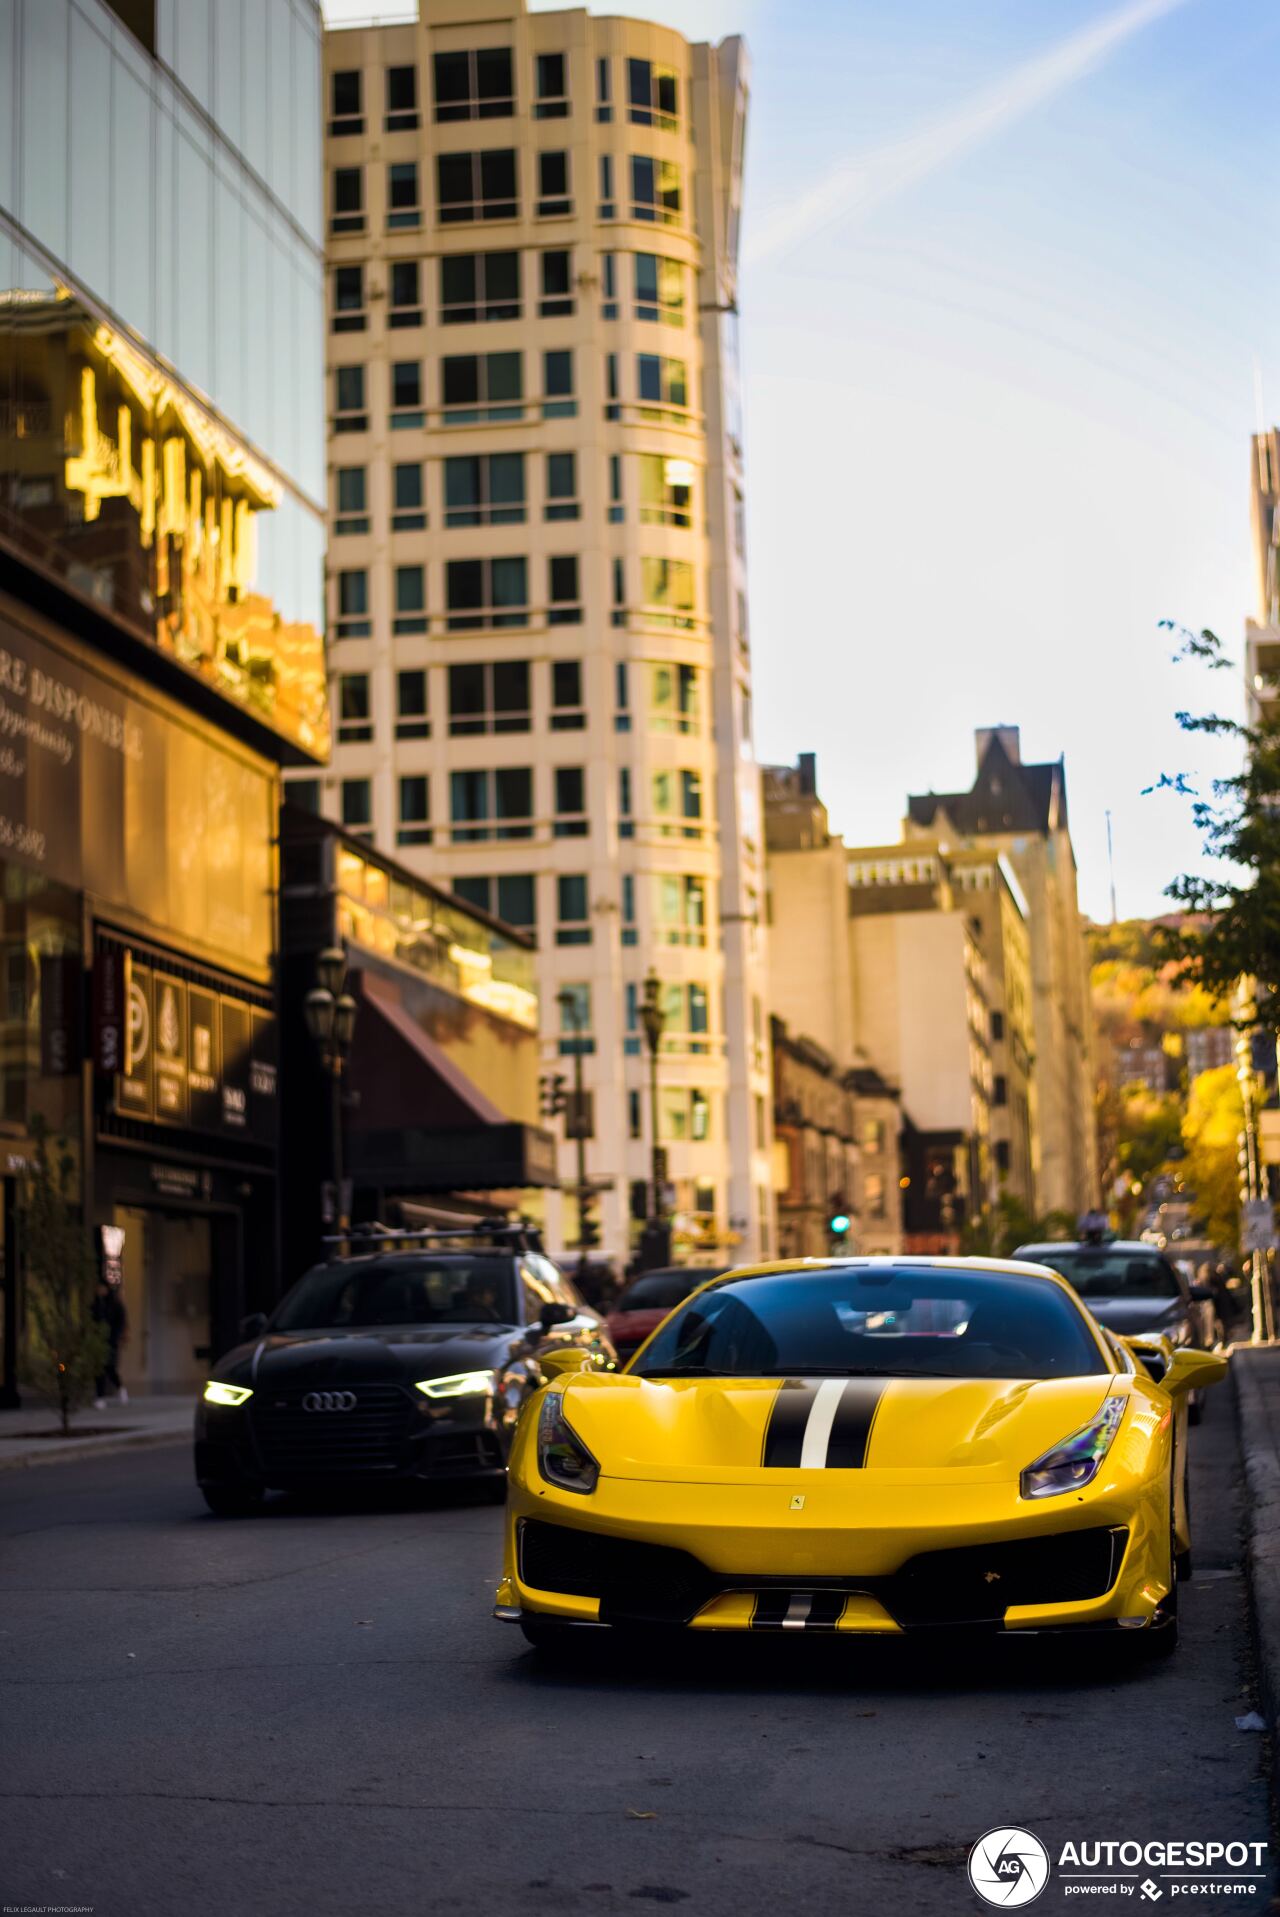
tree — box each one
[20,1117,106,1434]
[963,1193,1078,1259]
[1150,623,1280,1025]
[1181,1064,1245,1249]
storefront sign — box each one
[99,1224,125,1285]
[118,962,153,1121]
[154,977,187,1124]
[94,945,126,1075]
[188,987,219,1131]
[39,952,80,1077]
[220,998,251,1132]
[149,1163,211,1200]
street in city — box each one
[0,1390,1269,1917]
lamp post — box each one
[556,988,592,1280]
[638,969,669,1269]
[304,945,358,1244]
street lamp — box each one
[637,969,669,1270]
[304,945,358,1241]
[556,988,593,1280]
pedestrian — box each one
[92,1278,128,1409]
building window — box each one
[440,250,520,324]
[334,364,367,432]
[539,249,574,316]
[548,554,582,625]
[330,68,362,136]
[556,874,591,945]
[619,766,634,840]
[387,161,421,229]
[390,359,425,427]
[554,766,587,837]
[993,1075,1008,1107]
[543,349,575,419]
[991,1009,1005,1041]
[398,776,431,847]
[437,148,518,223]
[621,872,637,943]
[338,672,372,744]
[454,874,536,930]
[537,151,571,217]
[652,768,702,838]
[862,1117,885,1154]
[661,1087,709,1143]
[535,51,568,118]
[597,153,615,220]
[656,873,706,946]
[628,1090,641,1139]
[638,452,693,525]
[334,466,368,535]
[615,659,631,731]
[596,55,612,122]
[611,555,626,626]
[627,57,678,129]
[448,661,531,736]
[754,1093,767,1149]
[396,668,429,740]
[386,64,418,130]
[331,166,364,234]
[450,767,533,842]
[545,451,579,521]
[393,564,426,634]
[637,352,688,418]
[995,1140,1011,1175]
[392,462,425,532]
[433,47,514,121]
[630,154,681,224]
[605,350,620,420]
[336,569,370,638]
[635,253,683,324]
[608,452,624,523]
[444,453,526,527]
[389,260,422,328]
[640,556,695,628]
[551,660,585,731]
[290,780,321,815]
[333,264,365,332]
[341,777,372,831]
[865,1173,887,1220]
[442,352,523,425]
[650,662,700,733]
[601,251,618,320]
[445,556,528,629]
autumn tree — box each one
[1180,1064,1246,1249]
[20,1117,106,1435]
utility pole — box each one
[555,991,595,1278]
[1105,810,1118,925]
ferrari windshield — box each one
[1020,1249,1182,1301]
[630,1267,1106,1381]
[272,1256,519,1330]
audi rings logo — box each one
[302,1391,357,1413]
[968,1828,1051,1907]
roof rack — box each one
[321,1218,544,1254]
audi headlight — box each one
[1020,1393,1126,1500]
[203,1381,252,1407]
[537,1389,599,1495]
[415,1370,496,1400]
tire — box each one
[1137,1492,1181,1659]
[201,1482,264,1518]
[478,1475,508,1506]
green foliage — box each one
[963,1193,1079,1259]
[1152,623,1280,1027]
[1180,1064,1245,1249]
[20,1116,106,1435]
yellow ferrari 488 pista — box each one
[495,1257,1226,1658]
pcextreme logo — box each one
[967,1830,1271,1905]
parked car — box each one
[605,1267,730,1364]
[1013,1239,1221,1421]
[195,1223,615,1515]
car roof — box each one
[1014,1241,1165,1256]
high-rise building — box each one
[311,0,772,1262]
[0,0,327,1392]
[905,727,1097,1220]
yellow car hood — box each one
[560,1371,1136,1485]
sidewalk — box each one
[1232,1345,1280,1730]
[0,1393,192,1472]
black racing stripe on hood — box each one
[761,1379,819,1467]
[825,1378,888,1469]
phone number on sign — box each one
[0,816,46,861]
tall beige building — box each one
[306,0,772,1260]
[905,727,1097,1220]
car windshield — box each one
[630,1267,1106,1381]
[615,1272,705,1313]
[271,1256,517,1330]
[1023,1249,1182,1301]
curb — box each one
[1232,1346,1280,1734]
[0,1427,189,1473]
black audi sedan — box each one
[195,1227,615,1515]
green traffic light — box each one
[829,1214,851,1234]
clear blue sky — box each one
[324,0,1280,922]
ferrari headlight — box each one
[537,1389,599,1495]
[1020,1393,1126,1500]
[415,1371,496,1400]
[203,1381,252,1407]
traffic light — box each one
[539,1073,567,1119]
[579,1193,601,1252]
[828,1201,851,1246]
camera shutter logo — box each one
[967,1828,1050,1907]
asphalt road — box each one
[0,1391,1272,1917]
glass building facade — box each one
[0,0,326,1395]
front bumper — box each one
[196,1390,507,1488]
[499,1467,1170,1636]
